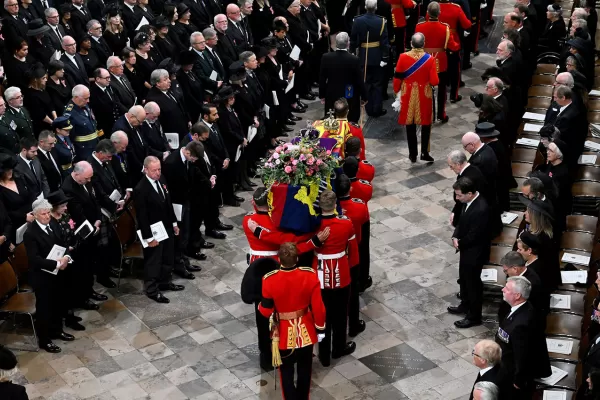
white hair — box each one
[150,69,169,86]
[365,0,377,11]
[72,85,89,98]
[44,7,58,17]
[111,130,128,143]
[473,382,499,400]
[448,150,467,165]
[144,102,160,114]
[507,276,531,300]
[4,86,21,101]
[548,142,563,160]
[190,31,203,43]
[106,56,122,69]
[32,198,53,214]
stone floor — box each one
[0,15,520,400]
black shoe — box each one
[65,320,86,331]
[66,313,82,322]
[485,19,494,26]
[473,51,480,56]
[40,341,61,353]
[289,115,302,121]
[285,119,296,126]
[282,126,294,132]
[206,229,227,239]
[332,342,356,358]
[359,276,373,293]
[216,222,233,231]
[89,291,108,302]
[409,155,417,163]
[439,116,449,123]
[479,31,488,39]
[233,195,244,202]
[300,93,316,100]
[459,81,466,88]
[80,300,99,311]
[454,318,482,329]
[199,241,215,249]
[260,352,274,371]
[463,62,472,70]
[186,252,207,261]
[161,283,185,291]
[239,182,253,191]
[297,100,308,108]
[319,356,331,367]
[51,332,75,341]
[447,305,467,315]
[450,95,462,103]
[248,181,257,187]
[349,320,366,337]
[148,293,170,303]
[174,270,195,280]
[291,107,306,114]
[187,264,202,272]
[420,153,434,163]
[97,277,116,289]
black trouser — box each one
[436,71,448,120]
[318,286,350,364]
[349,267,361,333]
[173,202,190,274]
[32,275,65,345]
[75,239,96,301]
[204,189,222,232]
[254,301,272,367]
[279,345,313,400]
[189,200,209,252]
[364,65,383,116]
[359,222,371,287]
[406,124,431,157]
[458,255,484,321]
[142,234,174,297]
[447,51,461,101]
[216,167,235,204]
[393,27,406,58]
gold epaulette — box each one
[263,270,279,279]
[299,266,315,273]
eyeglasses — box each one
[463,142,473,149]
[64,43,76,47]
[6,3,18,6]
[471,350,482,358]
[192,41,205,45]
[99,76,111,80]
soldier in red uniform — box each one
[393,33,439,163]
[438,0,471,103]
[345,137,375,182]
[416,2,460,123]
[315,190,359,366]
[258,243,326,400]
[337,175,370,338]
[344,157,373,202]
[386,0,417,56]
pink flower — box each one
[284,166,292,173]
[299,154,306,161]
[292,159,298,165]
[307,158,314,165]
[292,166,297,172]
[68,219,75,229]
[264,162,270,167]
[273,152,280,159]
[275,159,281,165]
[316,159,322,166]
[276,146,283,152]
[326,150,332,155]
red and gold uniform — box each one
[346,121,366,160]
[356,160,375,182]
[243,211,321,263]
[339,197,369,244]
[258,264,326,399]
[386,0,416,54]
[350,178,373,203]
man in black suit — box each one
[185,0,212,31]
[69,0,92,41]
[90,68,128,136]
[109,131,132,193]
[87,139,124,204]
[163,141,205,277]
[135,0,155,28]
[142,102,171,160]
[107,56,137,109]
[319,32,365,123]
[87,19,112,66]
[496,40,520,88]
[87,0,105,23]
[447,177,491,329]
[145,69,191,140]
[112,105,148,185]
[15,137,50,198]
[25,198,75,353]
[61,35,90,87]
[553,85,586,165]
[496,276,552,399]
[469,339,502,400]
[1,0,28,48]
[122,0,142,41]
[44,7,66,51]
[213,16,240,73]
[225,4,250,53]
[191,32,223,98]
[37,130,63,192]
[134,156,185,303]
[202,28,228,82]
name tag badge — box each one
[497,327,510,343]
[9,120,17,130]
[552,108,558,112]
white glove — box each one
[380,61,387,67]
[392,93,401,112]
[464,31,470,37]
[317,333,325,342]
[480,2,487,8]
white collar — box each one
[472,143,484,155]
[66,52,77,60]
[465,192,479,210]
[493,93,502,99]
[479,366,494,376]
[559,102,571,113]
[509,301,527,315]
[459,163,470,176]
[20,154,31,165]
[92,152,103,165]
[36,220,49,231]
[73,4,83,10]
[38,148,49,156]
[95,83,107,91]
[336,48,348,52]
[518,268,527,276]
[124,2,135,11]
[517,26,523,31]
[179,148,187,164]
[146,174,159,186]
[525,256,538,266]
[204,121,213,128]
[91,36,101,42]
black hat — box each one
[133,32,150,48]
[519,231,542,250]
[475,122,500,138]
[229,60,246,81]
[178,50,197,66]
[0,153,17,175]
[519,195,554,220]
[104,3,121,18]
[158,57,180,75]
[46,189,71,207]
[470,93,483,108]
[214,85,236,102]
[78,34,92,45]
[26,62,46,81]
[59,4,71,14]
[0,346,17,371]
[261,36,278,50]
[552,138,568,160]
[272,19,287,31]
[567,37,587,52]
[176,3,190,17]
[539,124,557,140]
[52,115,73,131]
[154,16,170,29]
[254,46,269,59]
[27,19,50,36]
[548,3,561,12]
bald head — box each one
[555,72,574,88]
[226,3,241,22]
[127,105,146,127]
[72,161,93,184]
[461,132,482,154]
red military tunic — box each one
[346,121,366,160]
[437,2,471,50]
[356,160,375,182]
[312,215,359,289]
[386,0,416,28]
[415,19,460,73]
[243,211,320,263]
[339,196,369,244]
[350,178,373,203]
[258,266,326,350]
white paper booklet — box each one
[74,219,94,239]
[172,204,183,222]
[550,294,571,309]
[44,244,66,275]
[501,212,518,225]
[536,366,568,386]
[109,189,121,202]
[543,390,568,400]
[579,155,598,164]
[248,126,257,142]
[136,16,149,30]
[165,133,179,150]
[523,123,543,132]
[522,112,545,121]
[590,90,600,97]
[235,145,242,162]
[480,269,497,282]
[516,138,540,147]
[546,338,574,355]
[137,221,169,248]
[585,141,600,151]
[561,252,590,266]
[285,73,295,94]
[561,270,588,284]
[290,45,301,61]
[15,223,27,245]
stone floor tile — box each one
[110,382,147,400]
[139,342,175,361]
[203,368,241,390]
[189,327,225,346]
[334,360,372,380]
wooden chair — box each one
[112,208,143,291]
[536,361,579,391]
[589,113,600,124]
[511,147,538,164]
[0,261,37,350]
[589,100,600,112]
[560,231,595,253]
[531,75,556,86]
[546,312,583,339]
[9,243,31,293]
[526,97,552,111]
[535,64,558,75]
[575,167,600,183]
[492,227,519,247]
[489,246,513,265]
[566,215,598,234]
[528,86,554,98]
[509,178,527,194]
[512,162,534,179]
[595,76,600,90]
[550,290,585,316]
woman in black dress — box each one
[177,50,204,122]
[138,25,164,64]
[172,3,198,49]
[46,59,72,115]
[0,346,28,400]
[59,4,75,38]
[133,32,158,90]
[78,35,99,79]
[121,46,148,100]
[4,39,34,90]
[216,85,247,191]
[153,16,180,60]
[103,7,128,56]
[24,63,57,134]
[250,0,274,43]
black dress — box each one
[0,174,35,242]
[4,55,34,90]
[61,21,75,38]
[154,34,179,60]
[0,381,28,400]
[529,230,562,291]
[124,65,148,100]
[46,78,72,116]
[172,21,197,48]
[135,53,158,84]
[79,50,100,79]
[177,68,204,122]
[103,29,129,55]
[250,0,274,42]
[24,87,56,134]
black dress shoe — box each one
[285,119,296,126]
[300,93,316,100]
[297,100,308,108]
[349,320,366,337]
[282,126,294,132]
[90,291,108,302]
[438,116,449,123]
[186,252,207,261]
[409,155,417,163]
[359,276,373,293]
[332,342,356,358]
[217,222,233,230]
[51,332,75,341]
[187,264,202,272]
[447,305,467,315]
[479,31,488,39]
[459,81,466,88]
[174,270,195,280]
[161,283,185,291]
[80,300,99,311]
[206,229,227,239]
[66,312,82,322]
[249,181,257,187]
[149,293,170,303]
[199,241,215,249]
[319,356,330,367]
[289,115,302,121]
[233,195,244,202]
[485,19,494,26]
[40,341,61,353]
[65,320,86,331]
[291,107,306,114]
[473,50,480,56]
[420,153,434,163]
[97,277,116,288]
[463,62,472,70]
[454,318,482,329]
[450,95,462,103]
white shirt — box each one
[465,192,479,212]
[124,2,135,11]
[558,102,571,116]
[179,148,187,164]
[65,53,79,68]
[144,175,177,239]
[507,301,527,319]
[479,366,493,376]
[91,152,103,166]
[459,162,470,176]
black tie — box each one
[155,181,165,200]
[202,52,215,69]
[46,226,55,239]
[29,162,37,178]
[42,0,48,8]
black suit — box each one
[191,49,221,95]
[215,30,239,74]
[469,365,502,400]
[453,194,490,321]
[70,4,92,41]
[87,154,123,202]
[0,381,28,400]
[497,56,520,87]
[496,301,551,398]
[451,165,490,227]
[87,0,106,22]
[37,149,63,192]
[109,73,137,109]
[469,145,502,236]
[141,120,170,155]
[61,53,90,87]
[90,83,127,136]
[109,152,131,192]
[1,10,28,48]
[145,87,190,139]
[45,24,66,52]
[112,115,147,185]
[319,50,365,123]
[555,103,586,166]
[185,0,212,31]
[226,18,251,53]
[133,176,177,296]
[122,4,141,41]
[15,155,50,198]
[90,36,112,66]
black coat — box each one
[133,175,177,240]
[37,148,63,192]
[112,115,146,185]
[87,154,123,202]
[202,121,229,169]
[453,194,491,267]
[191,50,221,94]
[45,23,67,51]
[60,53,90,87]
[218,105,245,159]
[89,83,128,136]
[539,18,566,53]
[23,218,70,286]
[29,36,55,66]
[109,73,137,109]
[69,5,92,41]
[451,164,490,227]
[184,0,213,31]
[4,55,33,91]
[249,0,274,42]
[487,140,516,212]
[176,68,204,122]
[241,257,279,304]
[469,364,502,400]
[46,78,72,115]
[61,174,103,226]
[87,0,106,22]
[0,380,28,400]
[15,155,50,198]
[226,18,251,53]
[527,235,562,290]
[109,152,131,192]
[215,30,240,73]
[498,267,550,322]
[145,87,190,139]
[122,4,141,41]
[1,10,28,48]
[555,103,586,165]
[163,149,193,204]
[141,120,170,155]
[90,36,112,67]
[0,117,20,154]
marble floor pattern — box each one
[0,34,518,400]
